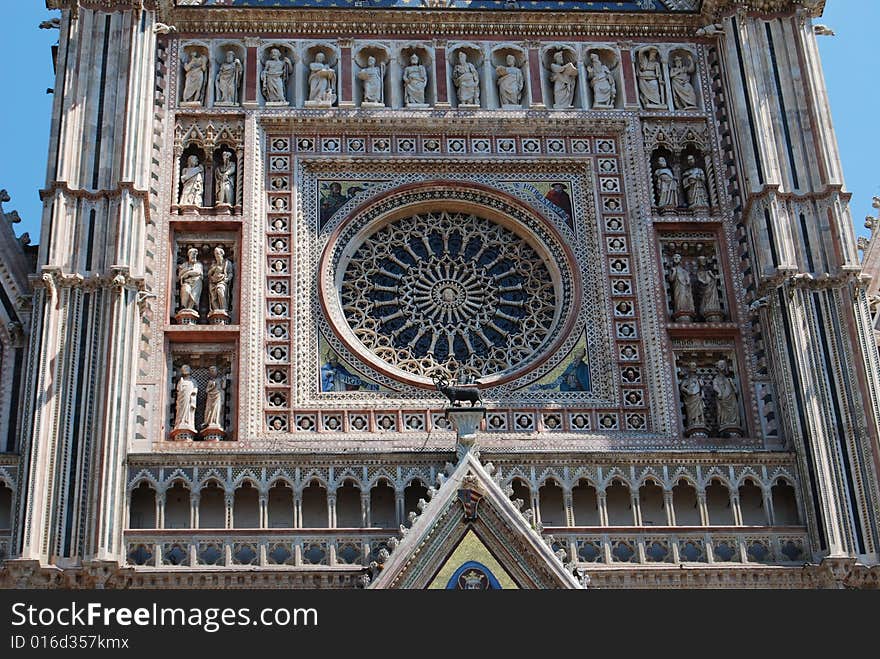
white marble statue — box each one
[173,365,197,433]
[202,365,225,432]
[668,253,695,320]
[637,48,666,109]
[177,247,203,312]
[680,363,707,433]
[587,53,616,109]
[496,54,523,107]
[261,48,293,104]
[208,246,234,314]
[682,155,710,208]
[712,360,741,433]
[452,51,480,106]
[308,52,337,105]
[403,53,428,106]
[182,51,207,105]
[670,54,698,110]
[549,50,577,109]
[179,154,204,206]
[696,256,722,321]
[215,50,242,105]
[214,150,236,206]
[654,157,679,208]
[358,55,386,106]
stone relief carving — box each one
[661,238,726,323]
[675,355,743,439]
[452,51,480,107]
[402,53,429,107]
[215,49,242,106]
[181,49,207,106]
[549,50,578,110]
[670,52,698,110]
[178,154,205,207]
[636,47,666,110]
[358,55,386,107]
[262,47,293,105]
[586,51,616,109]
[307,52,337,107]
[496,54,524,108]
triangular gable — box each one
[369,450,582,589]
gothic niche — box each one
[399,45,432,108]
[635,46,666,110]
[585,48,618,110]
[174,239,237,325]
[543,45,579,110]
[173,120,245,214]
[669,48,699,111]
[178,145,206,210]
[304,44,338,108]
[213,147,237,210]
[491,46,526,109]
[169,351,234,442]
[354,45,390,108]
[261,44,295,106]
[214,43,244,107]
[180,44,209,107]
[644,122,714,214]
[675,354,743,438]
[661,239,726,323]
[336,209,564,382]
[450,46,482,108]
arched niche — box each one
[538,479,565,526]
[668,48,700,111]
[212,43,245,107]
[605,479,633,526]
[489,44,528,110]
[180,42,210,107]
[771,479,801,526]
[448,44,483,108]
[129,482,156,529]
[369,479,396,528]
[633,46,668,111]
[259,43,296,106]
[398,44,434,109]
[177,145,207,210]
[639,480,666,526]
[335,479,362,528]
[583,47,621,110]
[302,43,339,108]
[267,481,294,528]
[672,479,700,526]
[571,479,599,526]
[542,44,580,111]
[233,481,259,528]
[738,479,767,526]
[354,44,391,108]
[198,480,225,529]
[404,479,428,520]
[705,478,735,526]
[301,480,328,528]
[164,480,191,529]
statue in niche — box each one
[214,150,236,207]
[682,155,710,209]
[637,49,666,109]
[208,246,234,318]
[654,157,679,209]
[712,359,742,435]
[261,48,293,104]
[173,365,198,435]
[308,52,337,105]
[549,50,578,110]
[586,53,616,109]
[679,362,708,436]
[452,51,480,106]
[496,54,523,107]
[670,54,698,110]
[215,50,242,105]
[177,247,203,318]
[695,256,724,322]
[202,365,226,433]
[402,53,428,107]
[178,154,204,207]
[358,55,385,106]
[667,253,695,322]
[182,51,207,105]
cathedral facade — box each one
[2,0,879,589]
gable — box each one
[427,529,519,589]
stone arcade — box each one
[1,0,880,589]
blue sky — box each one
[1,2,878,243]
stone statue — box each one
[358,55,386,106]
[402,53,428,107]
[682,155,710,208]
[496,54,523,107]
[668,253,695,321]
[549,50,578,110]
[637,48,666,109]
[695,256,723,322]
[670,54,698,110]
[452,51,480,106]
[208,246,234,317]
[307,52,337,106]
[214,150,236,206]
[679,362,707,436]
[654,157,679,209]
[177,247,203,314]
[173,365,197,435]
[261,48,292,104]
[182,51,207,105]
[712,359,741,435]
[586,53,616,109]
[178,154,204,207]
[215,50,242,105]
[202,365,225,432]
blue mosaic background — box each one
[200,1,700,12]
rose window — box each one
[336,210,561,380]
